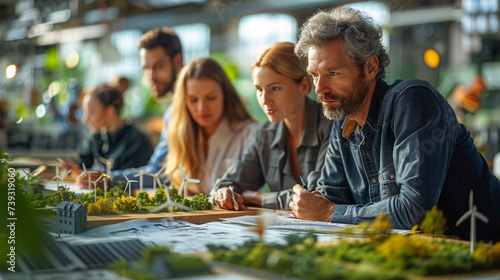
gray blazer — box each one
[212,97,333,209]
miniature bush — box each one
[109,186,125,199]
[113,195,138,213]
[474,242,500,266]
[44,186,79,206]
[190,193,212,210]
[419,206,448,235]
[87,203,100,215]
[152,189,166,204]
[96,197,113,214]
[136,192,151,207]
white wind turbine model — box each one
[145,165,166,194]
[49,165,67,189]
[98,156,114,175]
[77,163,99,189]
[178,164,200,199]
[133,169,148,192]
[123,173,138,198]
[20,165,46,191]
[90,175,103,204]
[96,164,111,199]
[455,190,489,254]
[149,185,191,213]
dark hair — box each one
[138,27,182,58]
[90,85,123,113]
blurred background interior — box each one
[1,0,500,177]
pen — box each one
[229,186,239,211]
[299,175,308,189]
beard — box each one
[319,76,370,121]
[152,64,178,99]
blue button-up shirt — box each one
[110,106,172,188]
[317,79,500,241]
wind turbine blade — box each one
[187,179,200,183]
[77,172,86,179]
[475,212,489,224]
[19,168,29,177]
[155,165,166,176]
[178,182,186,196]
[179,164,186,180]
[469,190,473,209]
[123,173,129,181]
[455,210,473,226]
[82,163,87,172]
[155,177,162,188]
[62,169,71,178]
[32,165,47,178]
[130,180,138,183]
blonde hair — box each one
[252,42,311,92]
[165,58,254,193]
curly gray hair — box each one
[295,6,390,80]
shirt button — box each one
[390,175,395,180]
[372,179,377,184]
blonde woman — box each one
[165,58,257,195]
[212,42,333,210]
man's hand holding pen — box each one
[289,183,337,222]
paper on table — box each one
[58,217,342,255]
[220,213,412,235]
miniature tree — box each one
[420,206,448,236]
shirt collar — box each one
[108,124,131,144]
[341,79,389,139]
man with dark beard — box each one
[288,6,500,242]
[106,27,183,189]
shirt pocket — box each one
[378,162,399,199]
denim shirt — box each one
[213,97,332,209]
[317,79,500,241]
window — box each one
[173,23,211,64]
[237,13,297,75]
[345,1,391,50]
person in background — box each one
[211,42,332,210]
[106,27,183,188]
[60,85,153,174]
[110,76,131,94]
[165,58,257,195]
[289,6,500,242]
